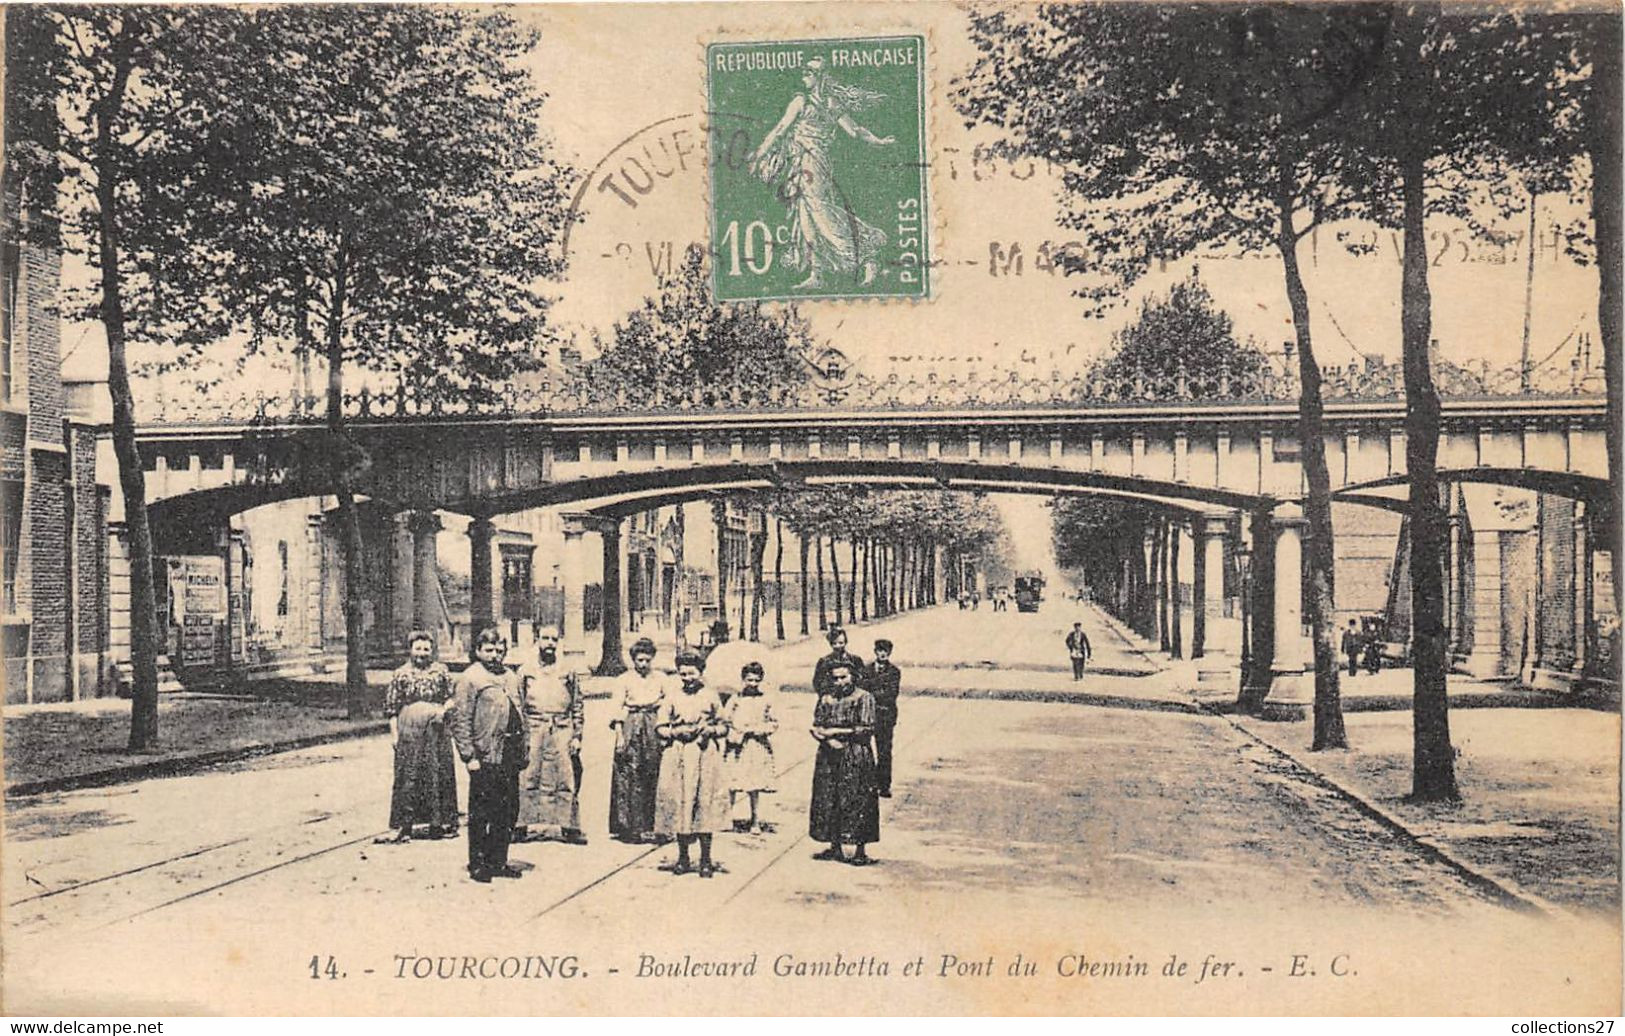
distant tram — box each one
[1014,572,1045,612]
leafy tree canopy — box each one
[590,245,815,402]
[1095,271,1267,387]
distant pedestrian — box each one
[382,631,458,843]
[609,637,672,844]
[865,639,901,798]
[813,626,867,696]
[1363,634,1383,675]
[809,659,879,865]
[654,651,730,877]
[1065,621,1092,681]
[724,661,778,834]
[1342,620,1362,677]
[449,627,528,883]
[515,625,587,845]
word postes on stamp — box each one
[707,35,929,302]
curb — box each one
[1200,701,1567,919]
[5,721,390,799]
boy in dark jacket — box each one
[450,627,529,883]
[865,640,902,798]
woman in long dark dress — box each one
[609,637,672,843]
[385,631,459,841]
[808,658,879,865]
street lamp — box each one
[1234,544,1253,690]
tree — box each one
[1585,21,1623,622]
[1095,273,1268,388]
[11,7,258,746]
[188,7,574,715]
[773,514,786,640]
[961,5,1416,750]
[589,245,814,402]
[1337,5,1580,800]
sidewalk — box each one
[1097,607,1619,915]
[1225,704,1620,914]
[2,693,387,796]
[3,606,941,797]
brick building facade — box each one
[2,222,112,703]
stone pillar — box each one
[1460,527,1508,679]
[408,511,441,643]
[467,516,495,636]
[1531,494,1578,689]
[1195,514,1233,683]
[1265,503,1311,715]
[306,514,326,658]
[560,514,590,664]
[595,516,627,676]
[1574,501,1594,680]
[1167,520,1182,659]
[1240,509,1277,711]
[1141,527,1158,639]
[1191,520,1208,660]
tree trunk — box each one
[93,47,162,747]
[1400,137,1459,802]
[828,536,843,628]
[890,541,902,613]
[1588,18,1623,621]
[882,541,893,616]
[323,247,369,719]
[847,540,859,623]
[815,534,827,629]
[673,505,687,637]
[898,541,909,612]
[774,516,786,640]
[713,501,729,638]
[910,542,920,609]
[1277,187,1347,750]
[877,539,888,616]
[859,539,871,620]
[749,513,767,642]
[1520,191,1538,392]
[798,531,810,636]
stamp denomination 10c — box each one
[708,35,929,302]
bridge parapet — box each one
[137,356,1602,427]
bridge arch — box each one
[474,459,1274,518]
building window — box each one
[1,477,22,613]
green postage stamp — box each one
[707,35,929,302]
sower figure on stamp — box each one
[382,630,458,844]
[864,639,901,798]
[748,55,894,290]
[1065,622,1092,681]
[609,637,672,844]
[809,659,880,866]
[514,625,587,846]
[654,650,731,877]
[449,627,528,883]
[812,626,866,696]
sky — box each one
[521,2,1601,381]
[65,1,1603,392]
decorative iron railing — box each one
[136,356,1605,427]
